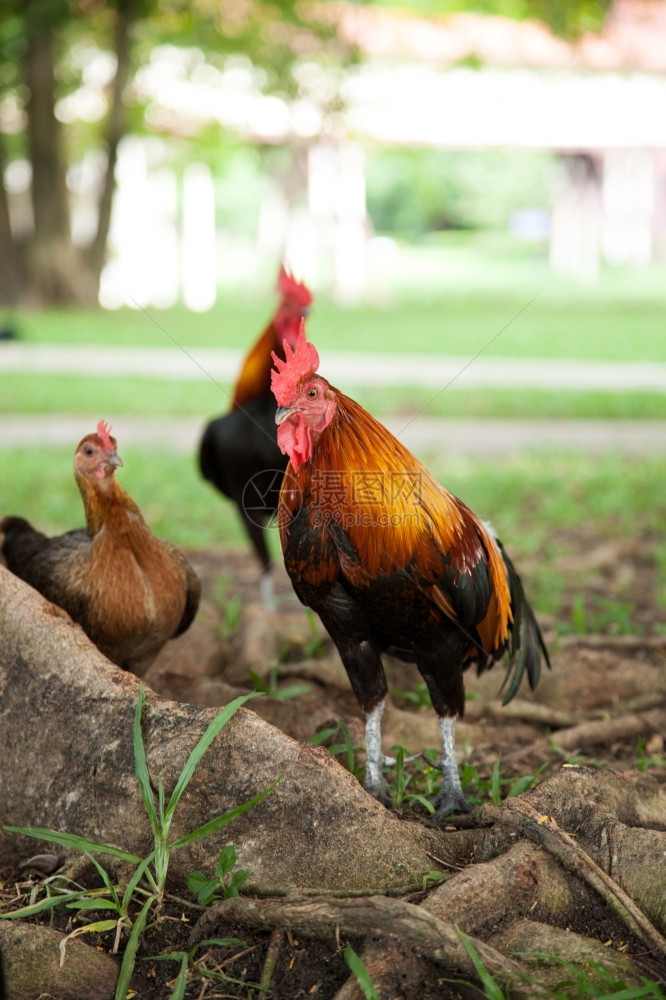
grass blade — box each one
[169,778,280,850]
[167,954,189,1000]
[2,826,142,864]
[343,945,380,1000]
[121,850,157,912]
[0,891,86,919]
[114,895,155,1000]
[164,693,260,820]
[133,684,159,833]
[456,927,505,1000]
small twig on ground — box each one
[259,927,284,993]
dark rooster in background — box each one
[199,266,313,604]
[272,328,549,817]
[1,421,201,675]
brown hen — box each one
[1,421,201,675]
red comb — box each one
[97,420,115,452]
[277,266,313,308]
[271,321,320,406]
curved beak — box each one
[107,450,123,469]
[275,405,301,426]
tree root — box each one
[549,707,665,752]
[190,894,539,996]
[259,927,284,993]
[504,705,665,767]
[479,797,666,958]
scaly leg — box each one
[431,716,472,818]
[363,700,394,806]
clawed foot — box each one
[432,787,473,819]
[425,753,473,819]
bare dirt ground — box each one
[2,529,665,998]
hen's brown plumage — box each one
[1,422,200,674]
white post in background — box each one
[308,141,338,292]
[182,162,217,311]
[308,140,367,303]
[334,142,366,305]
[100,137,179,309]
[549,153,602,284]
[601,149,655,267]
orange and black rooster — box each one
[199,266,313,603]
[271,328,549,816]
[1,421,201,675]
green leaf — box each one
[197,937,247,949]
[115,895,156,1000]
[121,850,157,912]
[165,693,260,821]
[166,954,189,1000]
[83,851,119,908]
[2,826,142,864]
[216,844,237,876]
[307,728,337,745]
[187,870,210,893]
[0,891,86,920]
[229,869,249,889]
[247,669,268,694]
[507,775,535,798]
[344,945,380,1000]
[274,683,312,701]
[406,793,436,815]
[456,928,505,1000]
[66,898,120,912]
[187,871,218,905]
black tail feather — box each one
[500,547,550,706]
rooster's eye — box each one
[307,388,318,399]
[84,446,94,456]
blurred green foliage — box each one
[366,148,556,235]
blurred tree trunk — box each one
[0,133,23,305]
[23,23,84,303]
[9,2,137,307]
[89,1,134,283]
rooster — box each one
[199,266,313,604]
[271,328,549,817]
[1,421,201,675]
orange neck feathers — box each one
[284,388,512,655]
[75,470,142,537]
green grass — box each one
[4,249,666,361]
[2,374,665,420]
[2,242,665,419]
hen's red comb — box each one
[271,321,320,406]
[277,266,313,308]
[97,420,115,452]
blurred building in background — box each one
[15,0,664,309]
